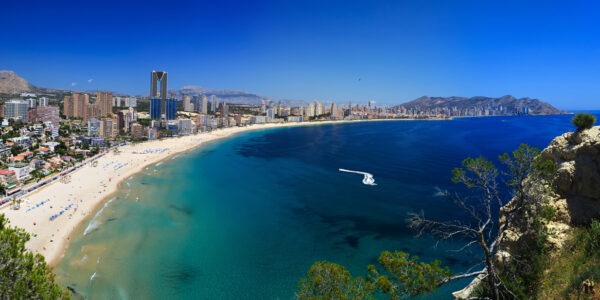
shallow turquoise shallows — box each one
[54,113,598,299]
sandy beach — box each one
[1,119,401,266]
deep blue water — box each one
[55,113,598,299]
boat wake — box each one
[339,169,377,185]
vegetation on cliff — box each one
[571,113,596,132]
[0,214,69,299]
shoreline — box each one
[1,118,407,267]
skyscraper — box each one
[5,100,29,123]
[165,98,177,120]
[183,94,193,112]
[150,71,168,113]
[97,91,113,116]
[201,95,208,114]
[210,95,217,113]
[63,93,89,120]
[150,98,162,119]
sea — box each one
[54,112,599,299]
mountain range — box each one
[396,95,567,115]
[0,71,567,114]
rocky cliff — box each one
[0,70,32,93]
[542,126,600,225]
[396,95,568,115]
[455,126,600,299]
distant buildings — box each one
[211,95,217,113]
[266,108,275,120]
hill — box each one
[397,95,567,115]
[0,71,33,93]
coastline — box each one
[1,118,406,267]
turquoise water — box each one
[54,114,597,299]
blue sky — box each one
[2,0,599,109]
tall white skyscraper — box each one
[201,95,208,114]
[210,95,217,113]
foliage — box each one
[368,251,452,299]
[137,118,151,127]
[0,214,69,298]
[296,261,373,300]
[537,222,600,299]
[578,219,600,255]
[10,144,23,156]
[571,113,596,131]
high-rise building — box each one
[183,94,193,112]
[266,108,275,119]
[150,71,168,113]
[97,91,113,116]
[314,100,323,116]
[330,103,338,119]
[63,93,89,119]
[99,118,117,139]
[261,100,266,113]
[5,100,29,123]
[165,98,177,120]
[210,95,217,113]
[131,123,145,139]
[201,95,208,114]
[150,98,162,119]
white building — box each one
[27,98,36,109]
[266,108,275,120]
[5,100,29,123]
[9,163,30,181]
[201,95,208,114]
[210,95,217,113]
[38,97,48,106]
[252,116,266,124]
[178,119,193,135]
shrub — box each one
[571,113,596,131]
[578,219,600,255]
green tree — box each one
[10,144,23,156]
[571,113,596,132]
[368,251,452,299]
[297,261,373,300]
[0,214,69,298]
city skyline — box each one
[2,1,600,110]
